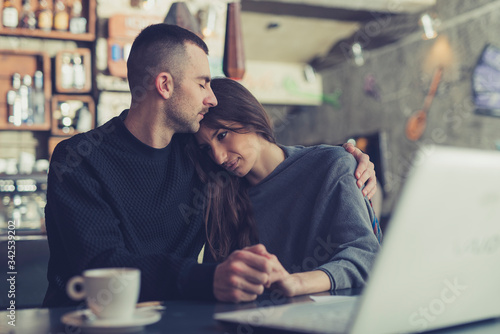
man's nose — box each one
[205,87,218,107]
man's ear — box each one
[155,72,174,99]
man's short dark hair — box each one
[127,24,209,101]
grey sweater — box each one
[249,145,381,290]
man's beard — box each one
[163,96,201,134]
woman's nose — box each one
[212,146,226,165]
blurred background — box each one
[1,0,500,308]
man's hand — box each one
[343,143,377,199]
[213,244,274,303]
[245,245,305,297]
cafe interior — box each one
[1,0,500,333]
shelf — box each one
[0,49,52,131]
[0,123,51,131]
[107,13,162,77]
[51,94,95,136]
[0,0,96,42]
[55,48,92,93]
[0,171,47,184]
[0,27,95,41]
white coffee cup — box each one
[66,268,141,320]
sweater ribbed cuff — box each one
[317,267,336,291]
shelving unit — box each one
[0,49,52,131]
[55,48,92,93]
[0,25,95,41]
[0,0,96,129]
[106,13,161,78]
[51,94,94,136]
[0,0,97,231]
[0,171,48,232]
[0,0,96,40]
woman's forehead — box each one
[195,125,215,142]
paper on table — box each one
[309,295,358,303]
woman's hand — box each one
[255,250,300,297]
[343,143,377,199]
[271,270,332,297]
[241,246,333,298]
[270,274,302,297]
[244,244,290,287]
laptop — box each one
[214,145,500,333]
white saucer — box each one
[61,308,161,333]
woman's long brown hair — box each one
[186,77,276,261]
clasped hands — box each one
[213,244,298,303]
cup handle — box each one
[66,276,86,301]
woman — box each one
[189,77,381,297]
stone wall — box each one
[268,0,500,225]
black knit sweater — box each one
[43,110,216,307]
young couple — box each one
[191,77,381,301]
[43,23,380,307]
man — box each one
[43,24,377,306]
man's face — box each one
[166,43,217,133]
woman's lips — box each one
[224,158,239,172]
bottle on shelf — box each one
[37,0,53,32]
[19,0,37,29]
[60,54,74,89]
[6,90,17,124]
[33,71,45,124]
[76,105,92,132]
[2,0,19,28]
[19,84,29,123]
[20,74,34,125]
[73,55,86,90]
[53,0,69,31]
[59,102,72,134]
[69,0,87,34]
[7,73,22,127]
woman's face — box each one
[194,122,264,178]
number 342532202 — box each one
[7,227,16,265]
